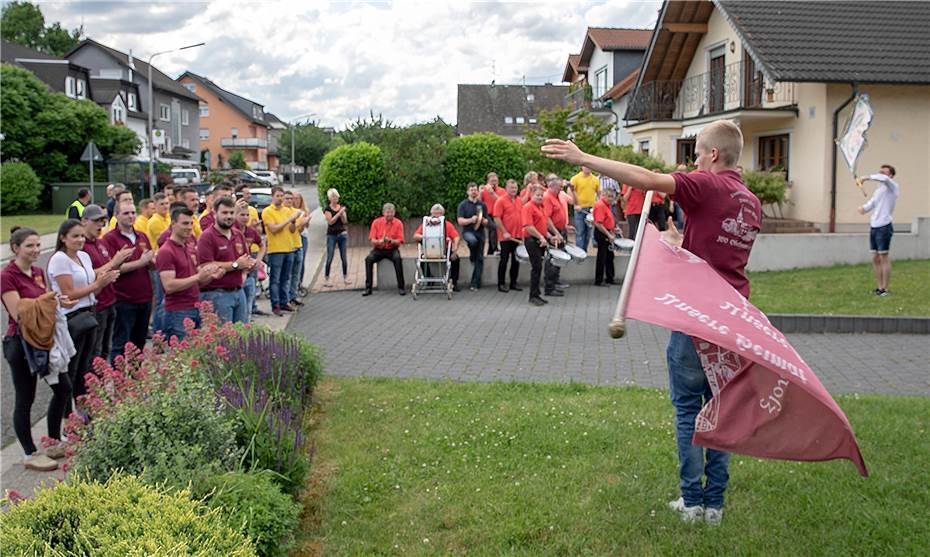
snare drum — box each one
[585,212,594,225]
[548,248,571,267]
[563,244,587,264]
[515,244,530,263]
[611,237,635,254]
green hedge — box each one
[0,161,42,214]
[604,144,671,171]
[743,169,788,208]
[0,475,256,557]
[317,141,386,223]
[442,133,527,207]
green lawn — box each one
[297,378,929,556]
[749,259,930,316]
[0,213,61,242]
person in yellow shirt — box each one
[284,190,311,305]
[146,192,171,251]
[570,165,600,250]
[135,198,154,234]
[262,186,303,315]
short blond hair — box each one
[697,120,743,167]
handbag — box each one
[66,309,98,339]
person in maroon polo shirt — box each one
[543,120,762,525]
[103,201,155,360]
[80,204,133,361]
[157,206,223,340]
[197,196,254,323]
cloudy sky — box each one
[39,0,661,128]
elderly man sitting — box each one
[363,203,406,296]
[413,203,461,292]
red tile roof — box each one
[603,69,640,100]
[587,28,653,50]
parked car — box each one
[218,169,274,185]
[170,167,201,185]
[247,187,273,215]
[253,170,279,185]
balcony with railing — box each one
[220,137,268,149]
[627,60,797,122]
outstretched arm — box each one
[542,139,676,195]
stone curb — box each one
[768,314,930,334]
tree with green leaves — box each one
[1,1,81,56]
[0,63,140,187]
[379,117,456,218]
[338,112,395,146]
[443,133,526,206]
[279,122,333,169]
[227,150,248,169]
[522,107,614,177]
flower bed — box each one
[1,304,321,557]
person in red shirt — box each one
[363,203,406,296]
[103,201,155,360]
[157,206,223,340]
[413,204,461,291]
[493,179,524,293]
[80,204,133,361]
[592,189,618,286]
[1,227,78,471]
[543,120,762,525]
[480,172,506,255]
[521,185,554,306]
[542,174,570,296]
[198,196,253,324]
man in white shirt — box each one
[857,164,900,296]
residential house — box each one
[89,77,147,144]
[1,40,92,101]
[263,112,287,173]
[456,83,568,141]
[624,0,930,231]
[562,28,652,145]
[177,71,269,170]
[65,39,201,166]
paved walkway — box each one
[288,287,930,397]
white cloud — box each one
[39,0,660,128]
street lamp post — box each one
[147,42,205,198]
[288,113,316,187]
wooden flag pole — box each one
[608,190,655,339]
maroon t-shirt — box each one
[156,237,200,311]
[199,211,215,231]
[197,225,247,290]
[671,169,762,297]
[81,235,116,311]
[242,225,262,254]
[102,228,153,304]
[1,263,47,337]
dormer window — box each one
[76,79,86,99]
[65,76,76,98]
[253,106,263,119]
[128,92,137,110]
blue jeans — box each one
[325,233,348,278]
[243,272,256,323]
[266,252,293,309]
[666,331,730,509]
[461,230,484,288]
[151,269,166,334]
[200,289,248,324]
[110,301,151,361]
[574,207,592,250]
[164,308,200,340]
[289,247,304,301]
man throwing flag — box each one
[543,120,761,524]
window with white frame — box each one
[526,93,535,102]
[516,116,525,124]
[183,83,196,93]
[65,76,76,98]
[594,67,608,98]
[529,118,537,124]
[112,106,124,123]
[128,92,137,110]
[76,79,86,99]
[181,138,190,149]
[159,103,171,121]
[199,103,209,117]
[252,106,262,119]
[638,139,651,155]
[199,128,209,139]
[504,116,513,124]
[181,109,189,126]
[231,127,238,138]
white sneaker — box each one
[24,453,58,472]
[668,497,704,523]
[704,507,724,526]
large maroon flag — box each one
[624,223,867,476]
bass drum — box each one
[563,244,587,264]
[515,244,530,264]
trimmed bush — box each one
[317,141,386,223]
[743,169,788,212]
[442,133,526,205]
[0,474,256,556]
[193,470,302,557]
[604,144,671,171]
[70,374,241,487]
[381,120,456,219]
[0,161,42,214]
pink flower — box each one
[215,345,229,358]
[6,489,24,503]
